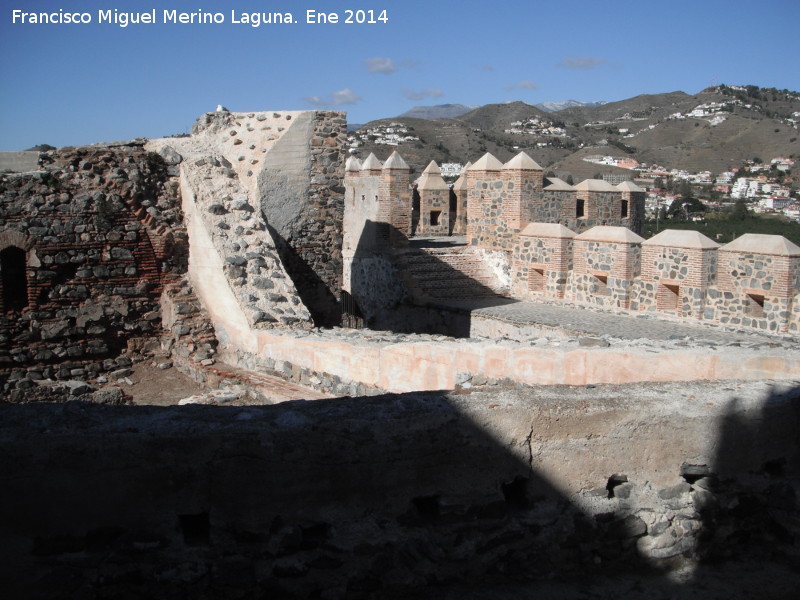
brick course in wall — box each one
[0,143,186,389]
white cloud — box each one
[558,56,608,70]
[505,80,539,91]
[402,88,444,101]
[365,57,397,74]
[306,88,362,107]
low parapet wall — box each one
[3,381,798,597]
[515,225,800,334]
[212,322,800,394]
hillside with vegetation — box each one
[348,85,800,179]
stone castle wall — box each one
[516,226,800,334]
[0,143,186,392]
[344,150,644,253]
[346,150,798,335]
[160,110,347,327]
[3,381,798,598]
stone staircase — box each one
[392,246,508,303]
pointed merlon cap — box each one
[520,222,577,238]
[422,160,442,175]
[360,153,383,171]
[503,151,543,171]
[720,233,800,256]
[453,161,473,189]
[643,229,719,249]
[418,163,450,191]
[575,179,618,192]
[543,177,575,191]
[468,152,503,172]
[345,156,362,172]
[383,150,410,170]
[575,225,645,244]
[617,180,646,192]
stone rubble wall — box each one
[512,234,573,299]
[0,143,187,394]
[632,245,718,318]
[178,151,314,330]
[345,150,797,334]
[569,240,642,310]
[154,109,346,327]
[2,381,797,598]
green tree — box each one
[731,199,751,220]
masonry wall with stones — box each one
[457,152,644,250]
[0,143,186,395]
[415,161,451,235]
[512,223,575,299]
[569,231,644,310]
[165,109,347,327]
[345,150,797,334]
[343,150,645,256]
[2,381,798,598]
[513,225,800,334]
[342,153,413,320]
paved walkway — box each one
[431,297,796,346]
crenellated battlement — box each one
[345,150,800,334]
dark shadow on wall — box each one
[349,220,515,337]
[3,385,800,597]
[266,223,342,328]
[688,384,800,597]
[0,391,678,600]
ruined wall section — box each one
[180,110,346,327]
[256,112,347,326]
[0,143,186,391]
[178,155,313,331]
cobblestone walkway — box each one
[432,297,796,346]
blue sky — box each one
[1,0,798,150]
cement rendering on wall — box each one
[257,111,315,237]
[181,148,311,328]
[0,151,40,172]
[194,321,800,394]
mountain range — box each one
[349,86,800,181]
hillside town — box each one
[581,154,798,221]
[345,86,799,225]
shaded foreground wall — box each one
[2,381,798,598]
